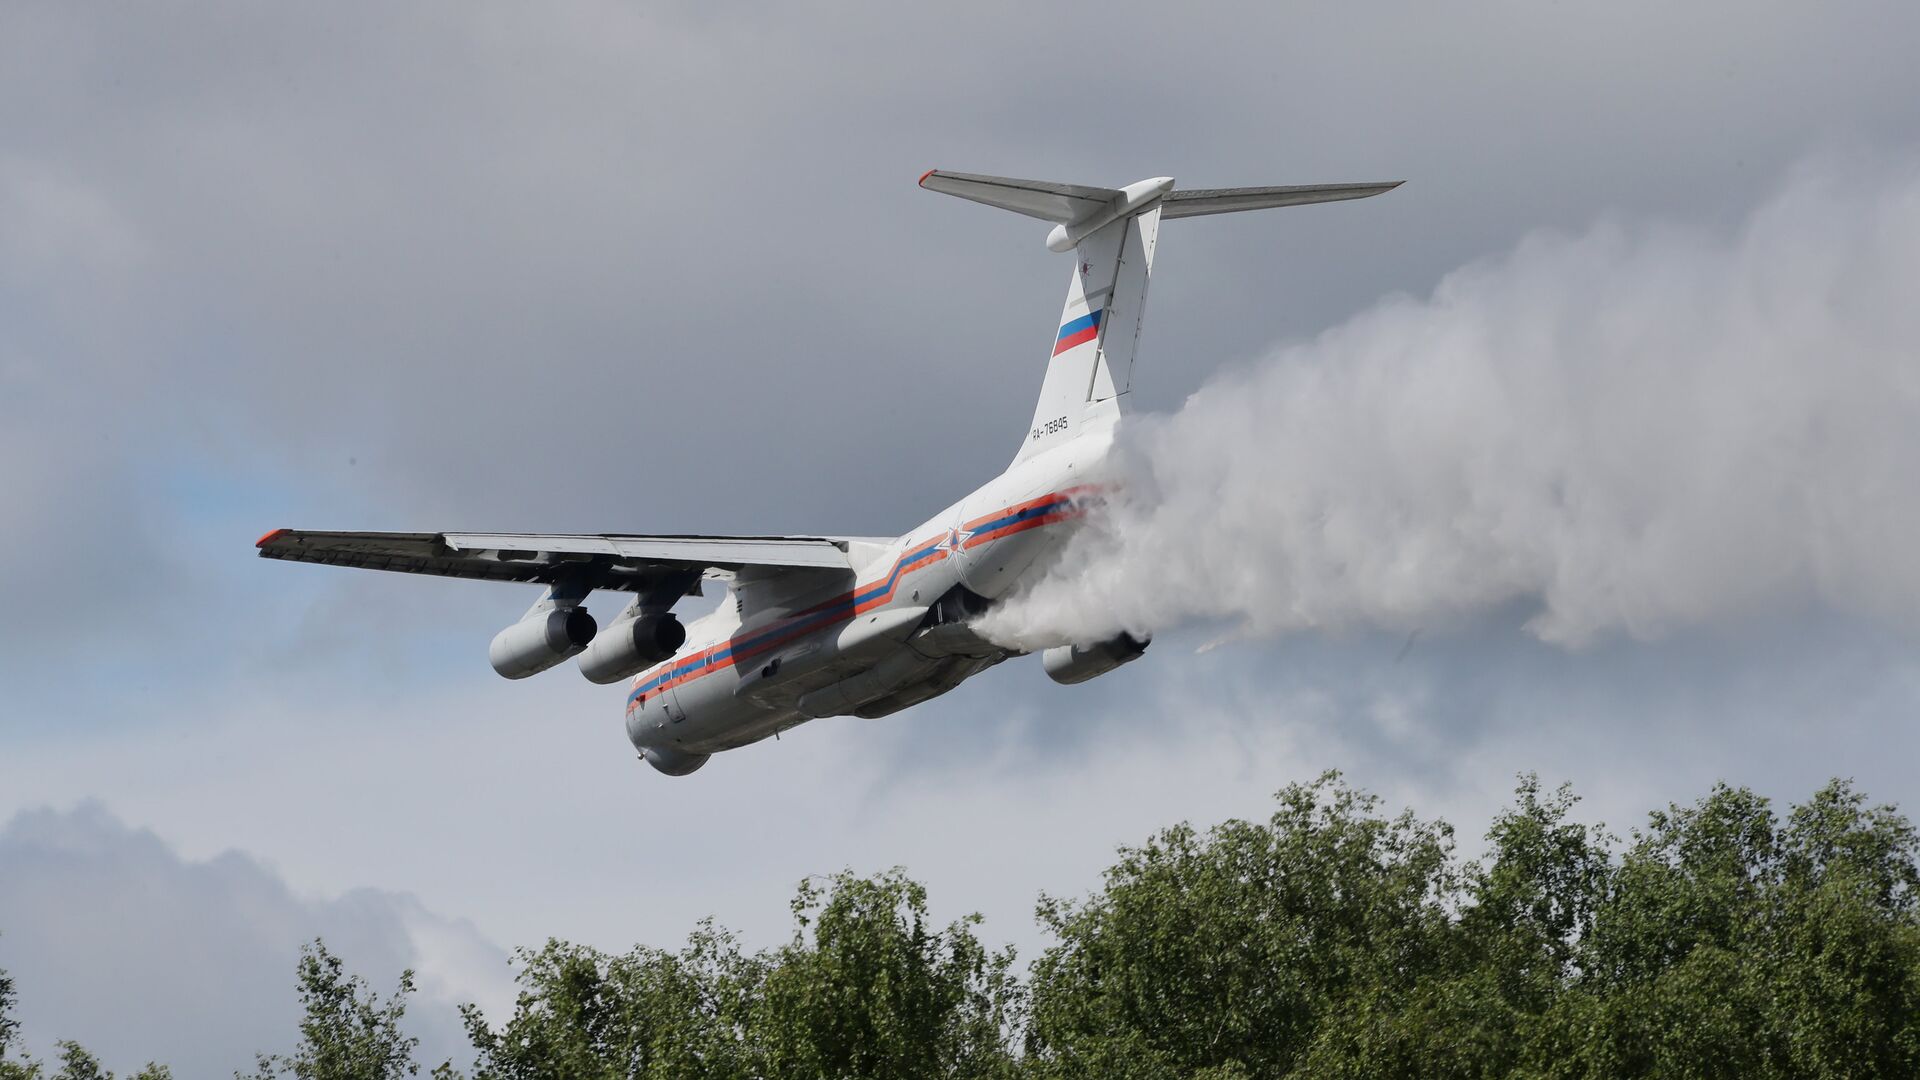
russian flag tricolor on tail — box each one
[1053,309,1102,356]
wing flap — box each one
[440,532,850,568]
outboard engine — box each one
[489,608,598,679]
[1041,632,1149,685]
[578,612,688,684]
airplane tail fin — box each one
[919,170,1400,465]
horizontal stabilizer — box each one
[1161,181,1403,218]
[921,170,1402,232]
[917,170,1121,223]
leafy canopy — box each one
[5,774,1918,1079]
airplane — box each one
[257,169,1399,775]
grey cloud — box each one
[0,803,511,1078]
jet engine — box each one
[578,612,688,684]
[1041,632,1150,685]
[489,608,598,680]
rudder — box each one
[1020,201,1161,463]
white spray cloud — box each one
[982,156,1920,650]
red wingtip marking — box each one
[256,528,289,548]
[918,168,937,186]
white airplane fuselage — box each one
[624,421,1115,773]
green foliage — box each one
[6,775,1919,1078]
[754,869,1019,1080]
[0,967,16,1062]
[1287,775,1612,1080]
[1023,773,1920,1080]
[461,869,1017,1080]
[461,926,764,1080]
[0,961,39,1080]
[245,940,422,1080]
[1024,772,1460,1079]
[0,957,36,1076]
[50,1043,108,1080]
[1526,779,1920,1079]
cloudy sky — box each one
[4,1,1920,1073]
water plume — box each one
[980,156,1920,650]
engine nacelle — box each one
[642,746,710,777]
[578,612,688,685]
[1042,632,1150,686]
[489,608,598,680]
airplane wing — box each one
[255,528,854,592]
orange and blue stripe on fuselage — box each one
[625,489,1087,714]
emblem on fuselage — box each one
[942,524,974,564]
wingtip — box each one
[917,168,937,187]
[256,527,288,549]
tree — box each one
[462,870,1016,1080]
[1024,773,1920,1079]
[1292,776,1611,1080]
[1527,783,1792,1077]
[753,869,1019,1080]
[0,960,37,1080]
[0,968,16,1063]
[1024,772,1458,1079]
[245,940,422,1080]
[1768,780,1920,1078]
[463,926,764,1080]
[50,1043,107,1080]
[1516,780,1920,1079]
